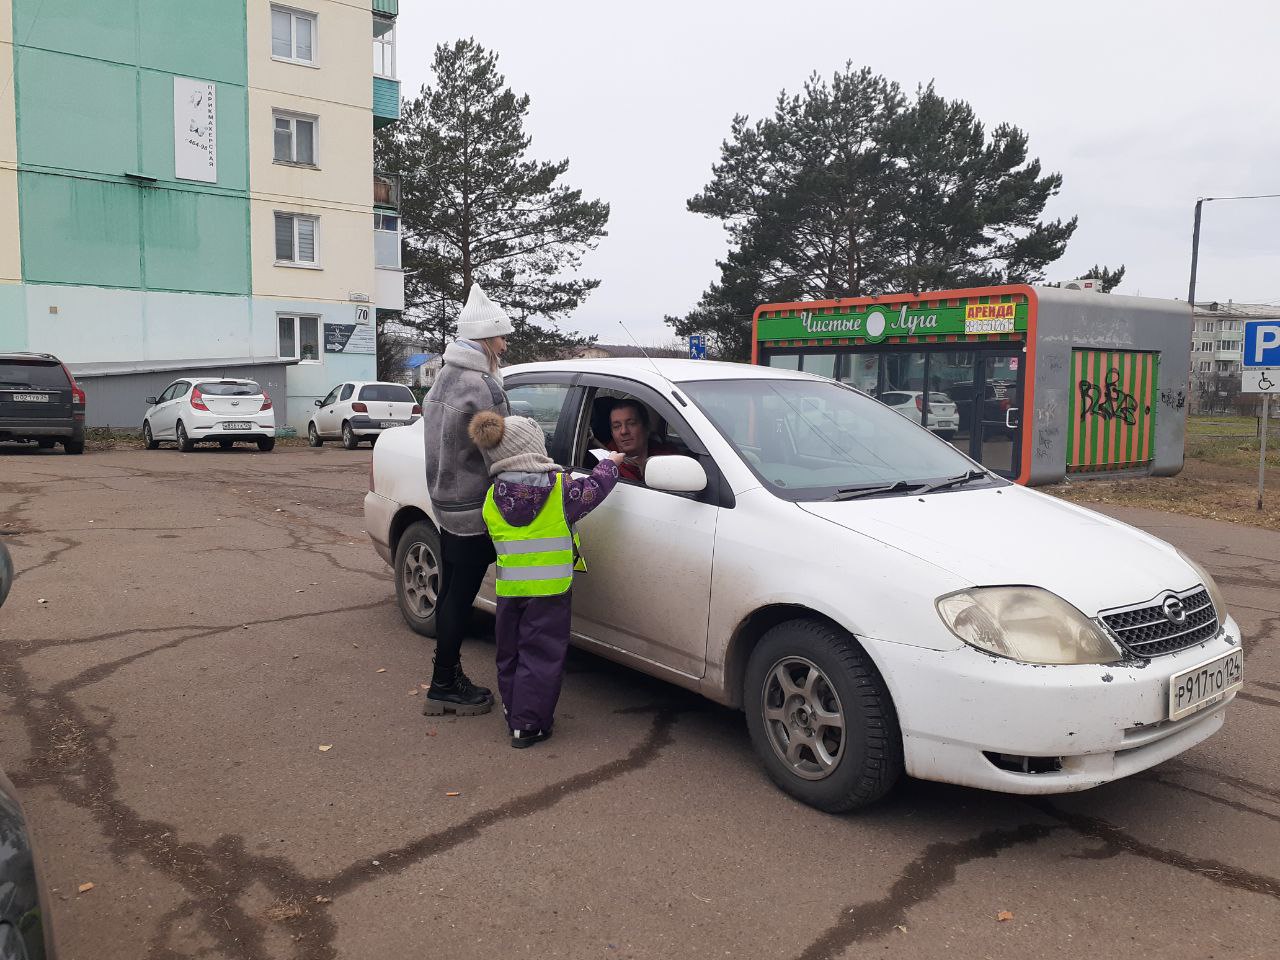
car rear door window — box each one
[339,384,354,402]
[506,383,573,448]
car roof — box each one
[190,377,260,385]
[501,357,825,387]
[0,351,60,363]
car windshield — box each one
[198,381,260,396]
[0,360,69,389]
[358,384,415,403]
[682,376,989,500]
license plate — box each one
[935,419,956,428]
[13,393,50,402]
[1169,649,1243,721]
[380,420,400,429]
[222,421,253,431]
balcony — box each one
[373,0,398,14]
[374,171,400,209]
[372,13,399,129]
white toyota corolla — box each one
[364,359,1242,812]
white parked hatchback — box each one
[364,359,1242,812]
[308,381,421,449]
[876,390,959,438]
[143,378,276,452]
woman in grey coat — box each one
[421,285,512,715]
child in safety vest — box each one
[468,410,623,748]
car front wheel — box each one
[744,619,902,813]
[143,421,159,450]
[308,423,323,447]
[394,520,441,638]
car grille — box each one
[1100,588,1218,658]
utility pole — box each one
[1187,198,1204,308]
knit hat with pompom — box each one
[468,410,555,476]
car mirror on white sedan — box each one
[314,399,323,406]
[644,455,707,493]
[145,396,157,405]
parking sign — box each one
[1243,320,1280,367]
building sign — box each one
[354,304,371,325]
[174,77,217,183]
[324,323,376,354]
[756,299,1028,343]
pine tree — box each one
[375,39,608,361]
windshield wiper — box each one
[826,479,926,502]
[918,469,989,494]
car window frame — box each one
[339,383,354,402]
[320,387,340,407]
[502,371,580,465]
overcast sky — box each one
[397,0,1280,344]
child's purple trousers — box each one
[494,592,574,733]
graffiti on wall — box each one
[1078,369,1139,425]
[1159,388,1186,410]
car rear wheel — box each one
[342,421,359,450]
[143,421,159,450]
[219,439,234,450]
[257,437,275,452]
[37,439,55,449]
[394,520,441,638]
[64,439,84,455]
[744,619,902,813]
[308,423,323,447]
[175,421,194,452]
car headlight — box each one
[936,586,1122,665]
[1176,550,1229,624]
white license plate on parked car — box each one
[222,421,253,431]
[1169,649,1243,721]
[380,420,400,429]
[14,393,50,402]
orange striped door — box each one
[1066,350,1159,471]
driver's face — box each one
[610,406,648,456]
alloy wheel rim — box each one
[761,656,845,781]
[402,541,439,617]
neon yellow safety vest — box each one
[483,474,585,598]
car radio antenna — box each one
[617,320,664,378]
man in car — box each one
[605,398,678,484]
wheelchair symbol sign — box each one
[1242,368,1279,394]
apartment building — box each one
[0,0,403,429]
[1190,301,1280,414]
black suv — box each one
[0,353,86,454]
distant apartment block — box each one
[1190,301,1280,414]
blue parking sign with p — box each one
[1244,320,1280,367]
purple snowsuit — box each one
[488,460,619,734]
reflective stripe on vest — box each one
[483,474,576,597]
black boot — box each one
[424,660,493,716]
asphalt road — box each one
[1,447,1277,960]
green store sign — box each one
[757,301,1028,343]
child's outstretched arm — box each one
[563,455,622,524]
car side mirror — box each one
[644,455,707,493]
[146,396,158,405]
[314,399,322,406]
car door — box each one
[329,383,355,434]
[150,382,181,437]
[314,386,340,435]
[563,376,720,680]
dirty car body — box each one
[364,359,1242,811]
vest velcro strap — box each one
[493,536,574,556]
[496,563,575,582]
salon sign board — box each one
[324,323,376,354]
[174,77,217,183]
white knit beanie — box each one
[455,284,514,341]
[469,411,555,476]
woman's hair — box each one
[477,337,503,374]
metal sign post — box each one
[1261,391,1270,511]
[1241,368,1277,511]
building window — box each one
[273,112,316,165]
[1203,320,1215,332]
[271,6,316,63]
[279,315,320,361]
[274,212,319,266]
[373,15,395,78]
[374,211,400,268]
[1198,360,1211,372]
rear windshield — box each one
[0,360,69,390]
[358,384,415,403]
[198,381,261,396]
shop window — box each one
[798,353,836,379]
[272,6,316,63]
[765,354,800,370]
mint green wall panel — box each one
[0,286,28,351]
[16,50,138,175]
[20,174,143,287]
[373,77,401,127]
[141,190,249,294]
[137,0,247,82]
[13,0,135,65]
[138,73,248,189]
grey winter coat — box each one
[423,341,510,536]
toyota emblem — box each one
[1161,596,1187,624]
[231,399,240,406]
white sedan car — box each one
[877,390,959,437]
[308,381,421,449]
[143,377,275,452]
[364,359,1242,812]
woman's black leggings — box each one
[434,530,497,670]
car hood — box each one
[797,484,1199,615]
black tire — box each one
[308,422,323,447]
[393,520,442,638]
[175,421,194,452]
[744,619,902,813]
[143,421,159,450]
[64,439,85,455]
[341,421,359,450]
[257,437,275,452]
[935,429,956,441]
[219,439,234,450]
[37,439,55,449]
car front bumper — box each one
[875,614,1243,795]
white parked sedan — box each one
[143,377,275,452]
[308,381,421,449]
[877,390,959,437]
[364,359,1242,812]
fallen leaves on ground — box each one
[77,882,94,894]
[376,668,387,673]
[318,744,333,752]
[264,900,305,922]
[445,791,460,797]
[996,911,1015,922]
